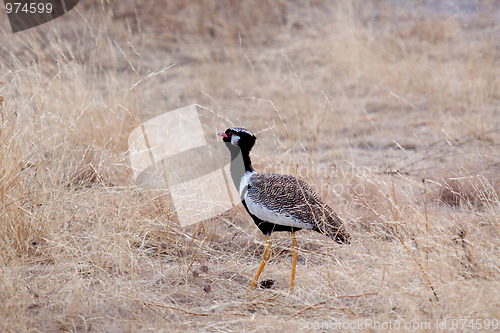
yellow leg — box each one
[250,236,271,289]
[290,231,298,290]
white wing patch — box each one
[244,193,313,230]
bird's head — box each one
[218,127,256,152]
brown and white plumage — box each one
[218,127,349,289]
[243,172,348,242]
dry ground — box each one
[1,1,499,332]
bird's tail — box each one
[314,209,350,244]
[324,222,350,244]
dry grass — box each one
[1,0,499,331]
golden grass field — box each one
[1,1,499,331]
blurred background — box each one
[0,1,499,331]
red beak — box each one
[218,131,228,138]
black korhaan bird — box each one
[218,127,349,289]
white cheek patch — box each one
[231,135,240,146]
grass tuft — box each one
[1,0,499,331]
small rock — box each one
[260,279,275,289]
[203,284,211,293]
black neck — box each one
[241,150,253,173]
[227,144,254,191]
